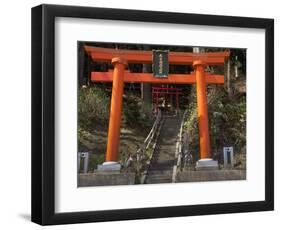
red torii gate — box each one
[84,45,230,168]
[152,86,182,112]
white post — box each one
[223,147,234,169]
[77,152,81,173]
[83,152,89,173]
[78,152,89,174]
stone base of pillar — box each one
[96,161,121,172]
[195,158,219,170]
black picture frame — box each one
[31,4,274,225]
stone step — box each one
[145,178,172,184]
[147,170,172,176]
[146,176,172,181]
[145,115,181,184]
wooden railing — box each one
[138,111,163,184]
[141,110,162,152]
[172,110,188,183]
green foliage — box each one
[78,86,110,129]
[78,86,154,172]
[208,87,246,160]
[88,154,105,172]
[122,94,141,126]
[184,85,246,165]
[78,86,110,170]
[122,94,154,128]
[184,87,200,160]
[139,102,154,128]
[78,87,154,130]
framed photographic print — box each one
[31,4,274,225]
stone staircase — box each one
[145,114,181,184]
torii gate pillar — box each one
[106,57,127,162]
[193,60,218,170]
[97,57,127,171]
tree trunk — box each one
[78,44,88,87]
[225,58,232,99]
[141,64,152,104]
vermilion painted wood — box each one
[84,45,230,65]
[194,60,211,159]
[91,72,225,84]
[87,44,229,162]
[152,87,182,111]
[105,58,127,162]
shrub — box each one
[122,94,154,128]
[78,86,110,129]
[183,85,246,166]
[122,94,141,126]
